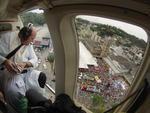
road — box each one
[34,26,55,99]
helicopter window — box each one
[74,15,148,113]
[20,9,55,101]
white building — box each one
[79,41,98,68]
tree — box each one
[20,12,46,26]
[91,94,105,113]
[47,52,55,70]
[47,52,54,63]
[92,94,104,106]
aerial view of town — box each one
[74,17,147,113]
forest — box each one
[20,12,46,26]
[75,18,146,49]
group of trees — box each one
[20,12,46,26]
[91,94,105,113]
[47,52,55,70]
[75,18,146,49]
[47,52,54,63]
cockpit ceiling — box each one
[0,0,150,20]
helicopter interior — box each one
[0,0,150,113]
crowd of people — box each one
[76,59,129,110]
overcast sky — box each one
[77,15,148,42]
[30,9,44,13]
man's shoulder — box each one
[25,44,34,50]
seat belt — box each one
[6,44,23,59]
[0,44,23,70]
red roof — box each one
[33,40,41,46]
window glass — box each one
[74,15,147,113]
[20,9,55,101]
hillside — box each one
[75,18,146,49]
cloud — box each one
[30,9,44,14]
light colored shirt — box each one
[0,31,43,113]
[0,31,38,68]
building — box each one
[126,46,144,64]
[41,37,50,48]
[33,40,42,48]
[100,36,112,58]
[79,41,98,69]
[33,37,51,49]
[83,40,102,58]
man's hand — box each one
[16,62,33,73]
[3,59,19,73]
[16,62,26,73]
[3,60,33,74]
[24,62,33,68]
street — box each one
[34,26,55,100]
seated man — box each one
[0,24,46,113]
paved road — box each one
[34,26,55,99]
[35,48,56,99]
